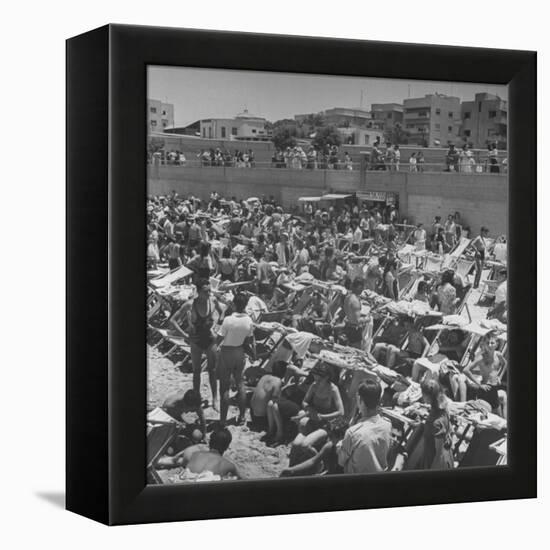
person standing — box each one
[409,152,417,172]
[420,380,454,470]
[170,279,223,409]
[413,223,427,252]
[489,143,500,173]
[393,145,401,171]
[416,151,425,172]
[342,278,366,348]
[470,226,490,288]
[216,293,255,426]
[337,379,391,474]
[444,214,456,249]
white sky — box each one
[148,65,508,127]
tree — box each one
[384,123,409,145]
[312,125,341,150]
[272,126,297,150]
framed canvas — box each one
[66,24,536,525]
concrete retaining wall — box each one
[148,165,508,236]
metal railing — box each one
[147,158,508,174]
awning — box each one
[320,193,353,201]
[298,196,322,202]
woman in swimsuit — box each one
[170,279,223,409]
[188,242,215,284]
[301,362,345,430]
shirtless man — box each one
[159,428,242,478]
[250,361,286,430]
[336,278,365,348]
[253,361,309,444]
[461,331,507,417]
[161,388,206,436]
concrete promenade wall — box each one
[148,165,508,236]
[152,133,505,167]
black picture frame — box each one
[66,24,536,526]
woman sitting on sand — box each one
[298,362,345,432]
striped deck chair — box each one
[455,257,475,282]
[147,291,164,322]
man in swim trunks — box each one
[461,331,506,416]
[336,278,366,348]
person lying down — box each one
[157,427,242,480]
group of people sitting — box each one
[147,190,507,480]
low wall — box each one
[148,165,508,236]
[151,133,506,167]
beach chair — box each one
[424,254,444,273]
[454,257,475,282]
[478,279,501,303]
[147,422,178,484]
[149,264,193,290]
[258,310,289,323]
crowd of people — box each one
[271,144,354,170]
[148,139,506,174]
[147,190,508,482]
[443,143,506,173]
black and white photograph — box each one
[146,66,509,484]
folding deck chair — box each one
[146,422,178,484]
[423,254,444,273]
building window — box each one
[208,127,212,138]
[419,111,427,117]
[464,111,471,119]
[387,112,392,119]
[364,135,370,144]
[162,121,167,128]
[435,108,441,115]
[231,127,238,136]
[435,123,440,130]
[448,112,453,118]
[489,110,497,118]
[448,126,453,132]
[251,129,256,133]
[150,107,157,113]
[221,127,226,138]
[150,120,157,127]
[464,130,471,137]
[162,110,166,116]
[202,128,206,138]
